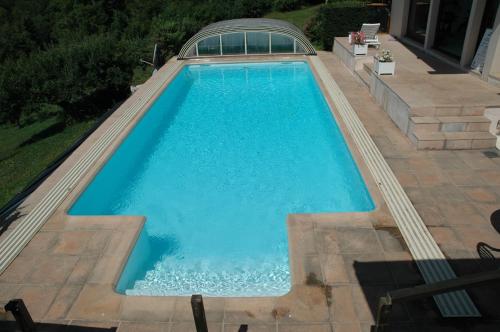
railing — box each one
[373,268,500,332]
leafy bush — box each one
[0,34,133,125]
[307,1,388,50]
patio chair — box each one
[360,23,381,48]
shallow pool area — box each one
[69,61,374,296]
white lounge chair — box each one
[360,23,381,48]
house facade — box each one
[390,0,500,85]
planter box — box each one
[353,44,368,56]
[374,58,395,75]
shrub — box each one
[0,34,133,125]
[309,1,388,50]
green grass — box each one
[264,4,322,31]
[0,118,95,207]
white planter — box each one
[353,44,368,56]
[374,58,395,75]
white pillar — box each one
[390,0,411,38]
[424,0,441,50]
[460,0,487,67]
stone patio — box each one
[334,35,500,150]
[1,51,500,332]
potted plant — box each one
[374,49,395,75]
[350,31,367,56]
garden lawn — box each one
[0,118,95,207]
[264,4,322,31]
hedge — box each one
[306,1,389,50]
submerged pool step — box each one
[310,56,480,317]
[0,60,184,275]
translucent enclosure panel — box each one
[295,42,306,54]
[247,32,270,54]
[222,33,245,55]
[185,45,197,57]
[271,34,294,53]
[198,36,221,56]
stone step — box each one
[354,68,371,88]
[409,115,491,133]
[410,130,497,150]
[363,62,373,75]
[411,106,485,117]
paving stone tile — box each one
[120,296,175,322]
[432,156,469,170]
[0,283,21,302]
[455,152,499,170]
[67,284,122,321]
[321,254,350,285]
[224,323,274,332]
[478,170,500,186]
[351,285,408,324]
[45,285,82,320]
[66,256,98,285]
[374,228,407,253]
[19,231,57,257]
[342,253,394,285]
[454,225,500,249]
[68,320,119,329]
[383,252,423,287]
[87,256,123,285]
[172,297,224,322]
[413,203,447,226]
[15,285,59,321]
[438,202,486,226]
[224,298,277,324]
[26,256,79,284]
[118,322,170,332]
[333,323,361,332]
[428,226,465,251]
[315,229,339,257]
[52,231,94,255]
[0,255,35,283]
[274,286,329,323]
[447,170,486,187]
[329,286,357,324]
[278,323,331,331]
[462,187,499,203]
[334,228,380,254]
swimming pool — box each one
[69,61,374,296]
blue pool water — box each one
[69,61,374,296]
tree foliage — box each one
[2,0,355,126]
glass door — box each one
[434,0,473,59]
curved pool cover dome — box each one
[178,18,316,59]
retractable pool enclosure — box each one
[178,18,316,59]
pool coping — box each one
[0,54,476,321]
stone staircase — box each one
[357,63,497,150]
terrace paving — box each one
[0,52,499,331]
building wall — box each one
[390,0,500,84]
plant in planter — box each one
[350,31,367,56]
[374,49,395,75]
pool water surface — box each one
[69,61,374,296]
